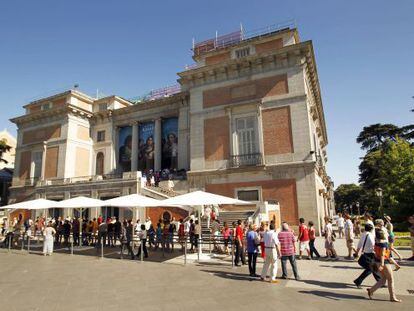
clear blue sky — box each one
[1,0,413,187]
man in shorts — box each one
[344,213,357,260]
[298,218,311,260]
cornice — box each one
[10,104,94,125]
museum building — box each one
[8,24,334,230]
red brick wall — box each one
[22,124,61,145]
[205,52,231,66]
[203,74,288,108]
[146,206,189,224]
[206,179,298,224]
[262,106,294,155]
[255,38,284,54]
[45,146,59,178]
[204,116,230,161]
[19,151,31,179]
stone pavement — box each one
[0,237,413,311]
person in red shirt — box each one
[298,218,311,260]
[234,220,246,266]
[308,221,321,259]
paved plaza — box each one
[0,238,413,311]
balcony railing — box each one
[229,153,263,168]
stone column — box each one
[154,118,162,171]
[131,122,139,172]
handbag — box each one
[357,234,370,267]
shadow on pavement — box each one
[298,279,356,289]
[298,290,367,301]
[200,269,259,282]
[319,265,361,270]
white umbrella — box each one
[54,196,106,208]
[161,190,251,206]
[5,198,58,210]
[161,190,251,258]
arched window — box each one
[96,152,104,176]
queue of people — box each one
[2,211,413,303]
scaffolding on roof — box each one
[192,20,296,56]
[129,84,181,104]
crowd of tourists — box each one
[1,211,413,303]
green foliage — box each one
[376,138,414,221]
[0,139,11,164]
[354,123,414,222]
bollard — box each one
[8,234,12,252]
[197,237,200,262]
[184,235,187,265]
[209,233,212,255]
[231,240,234,268]
[140,239,144,262]
[71,238,74,256]
[100,240,104,259]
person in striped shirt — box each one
[278,222,300,280]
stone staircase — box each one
[201,210,255,234]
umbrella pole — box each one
[79,208,83,247]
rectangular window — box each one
[235,47,250,59]
[236,116,257,155]
[237,189,259,201]
[98,103,107,112]
[32,151,43,178]
[97,130,105,142]
[41,103,52,111]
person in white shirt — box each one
[136,224,148,259]
[344,213,357,259]
[145,217,152,231]
[336,213,345,238]
[353,223,380,288]
[43,222,56,256]
[260,223,281,283]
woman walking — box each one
[43,221,56,256]
[367,219,401,303]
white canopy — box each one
[6,198,58,210]
[161,190,251,206]
[54,196,106,208]
[104,194,169,208]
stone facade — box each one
[8,26,334,230]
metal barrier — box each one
[2,230,247,267]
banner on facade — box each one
[118,126,132,172]
[139,122,155,171]
[162,117,178,169]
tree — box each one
[334,184,364,214]
[376,138,414,221]
[0,139,11,164]
[356,123,402,152]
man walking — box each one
[344,213,357,259]
[234,220,246,266]
[298,218,311,260]
[246,224,259,277]
[336,213,345,238]
[353,223,380,288]
[260,223,281,283]
[278,223,300,280]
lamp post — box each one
[375,188,383,217]
[356,201,360,216]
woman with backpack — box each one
[367,219,401,303]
